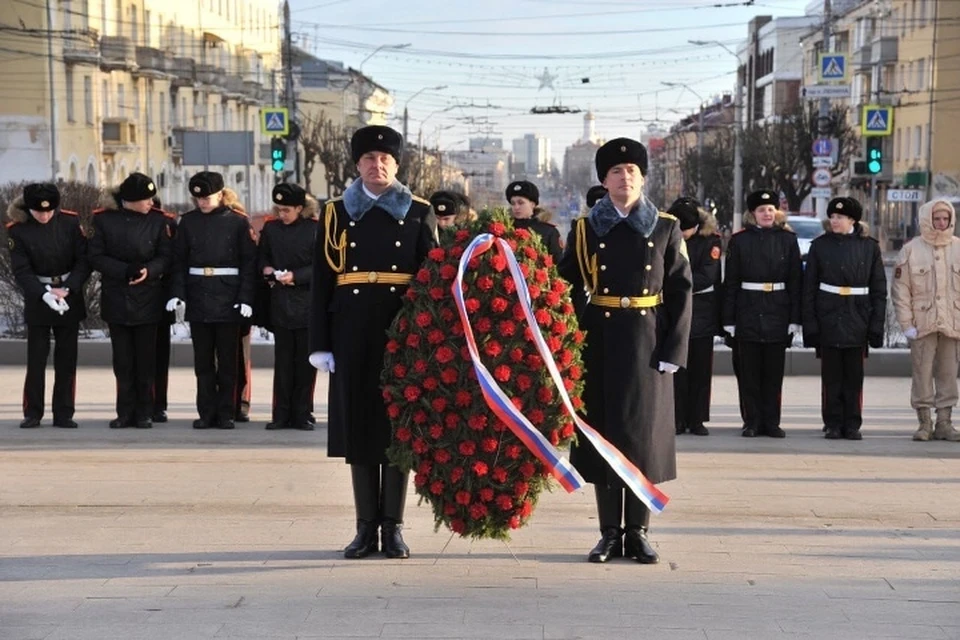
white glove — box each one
[56,298,70,313]
[309,351,335,373]
[788,323,802,336]
[42,291,66,315]
[724,325,735,337]
[658,362,680,374]
[235,303,253,318]
[166,297,184,312]
[904,326,918,340]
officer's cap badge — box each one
[437,204,446,212]
[836,202,843,209]
[40,201,49,208]
[193,186,201,193]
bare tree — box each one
[681,128,734,226]
[299,110,357,197]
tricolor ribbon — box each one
[452,233,669,513]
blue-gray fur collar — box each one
[342,179,413,221]
[588,194,659,237]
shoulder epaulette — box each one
[60,209,79,216]
[732,228,747,235]
[92,207,108,215]
[412,195,431,206]
[263,215,279,223]
[229,207,248,218]
[658,211,678,221]
[5,221,17,229]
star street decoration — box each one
[536,67,557,91]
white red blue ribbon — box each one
[452,233,669,513]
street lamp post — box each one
[403,84,447,145]
[355,43,411,124]
[663,81,706,204]
[690,39,744,231]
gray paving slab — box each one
[1,367,960,640]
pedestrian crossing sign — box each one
[818,53,847,82]
[861,105,893,136]
[260,107,289,136]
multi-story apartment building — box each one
[1,0,280,210]
[661,95,735,206]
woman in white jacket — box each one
[892,199,960,441]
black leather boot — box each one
[344,464,380,559]
[624,493,659,564]
[380,465,410,559]
[587,485,623,563]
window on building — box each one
[144,10,151,46]
[911,0,917,30]
[159,91,166,131]
[146,86,152,131]
[83,75,92,124]
[65,69,75,122]
[924,124,930,162]
[79,0,88,29]
[133,83,140,119]
[904,128,911,162]
[917,58,925,90]
[914,125,922,159]
[181,96,187,125]
[100,0,107,34]
[129,4,138,44]
[115,0,122,37]
[117,83,125,115]
[102,79,110,117]
[895,129,901,161]
[63,0,72,30]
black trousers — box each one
[730,338,751,425]
[235,324,252,418]
[594,485,652,532]
[820,346,865,434]
[190,322,240,423]
[153,318,172,414]
[737,341,787,431]
[674,335,714,429]
[109,323,158,421]
[272,327,316,425]
[23,323,79,421]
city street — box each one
[1,367,958,640]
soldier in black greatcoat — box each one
[722,190,803,438]
[559,138,692,565]
[151,197,177,423]
[506,180,563,263]
[259,183,319,431]
[168,172,257,430]
[89,173,173,429]
[802,197,887,440]
[669,197,722,436]
[429,190,473,231]
[6,183,90,428]
[309,125,438,560]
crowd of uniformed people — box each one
[5,124,957,562]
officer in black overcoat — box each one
[89,173,173,428]
[669,197,722,436]
[259,183,319,431]
[722,190,803,438]
[309,125,438,560]
[151,197,177,423]
[168,172,257,430]
[558,138,692,565]
[506,180,563,263]
[6,183,90,428]
[802,197,887,440]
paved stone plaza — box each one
[0,367,958,640]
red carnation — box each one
[526,354,543,369]
[497,495,514,511]
[552,320,568,336]
[514,480,530,497]
[451,323,465,336]
[451,519,467,534]
[392,363,407,379]
[479,488,494,502]
[476,275,494,291]
[488,221,506,236]
[507,239,518,252]
[492,467,509,483]
[468,257,480,269]
[465,298,481,313]
[508,516,521,529]
[503,277,517,294]
[414,359,428,374]
[519,263,530,278]
[455,390,472,407]
[491,419,506,433]
[529,408,545,425]
[573,330,585,344]
[490,297,509,313]
[498,320,516,337]
[434,449,452,463]
[413,410,428,424]
[431,397,447,413]
[519,462,536,479]
[509,347,524,363]
[468,503,488,520]
[395,427,412,442]
[424,378,439,392]
[542,255,554,267]
[406,333,421,348]
[505,445,522,460]
[405,287,416,301]
[435,346,455,364]
[428,247,446,262]
[416,268,431,284]
[559,349,574,367]
[572,396,584,410]
[429,287,445,301]
[387,403,400,419]
[443,504,457,516]
[520,499,533,517]
[414,472,428,488]
[472,461,488,477]
[490,253,507,272]
[440,307,455,322]
[565,378,576,392]
[544,291,561,307]
[429,425,444,441]
[535,308,551,325]
[534,268,548,284]
[459,440,477,456]
[528,285,541,300]
[512,302,526,321]
[484,340,502,357]
[445,413,460,429]
[549,429,560,445]
[546,336,562,352]
[511,397,523,410]
[382,388,394,403]
[386,339,400,354]
[516,374,532,391]
[450,244,465,258]
[523,246,538,260]
[455,229,471,243]
[403,385,421,402]
[429,480,445,495]
[415,312,433,328]
[467,415,487,431]
[476,317,492,333]
[567,365,582,380]
[439,264,457,280]
[493,365,511,382]
[455,490,472,505]
[481,437,499,453]
[412,438,429,455]
[561,422,576,438]
[537,386,554,403]
[440,368,458,384]
[514,228,531,240]
[450,466,465,483]
[427,329,445,345]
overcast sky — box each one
[289,0,816,162]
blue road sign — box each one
[819,54,847,81]
[812,138,833,156]
[861,105,893,136]
[260,108,289,136]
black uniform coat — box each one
[513,216,563,264]
[309,186,438,465]
[170,205,257,324]
[688,209,723,339]
[257,207,318,330]
[802,222,887,349]
[89,197,173,326]
[5,198,90,326]
[558,195,692,485]
[722,213,803,343]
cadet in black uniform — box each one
[259,183,319,431]
[558,138,692,564]
[669,197,722,436]
[309,125,438,560]
[169,172,257,430]
[506,180,563,263]
[89,173,173,429]
[429,190,472,231]
[6,183,90,428]
[151,197,177,423]
[802,197,887,440]
[722,190,803,438]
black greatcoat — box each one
[88,205,173,325]
[6,204,90,326]
[258,215,317,330]
[558,209,692,485]
[169,206,257,323]
[309,196,438,465]
[802,223,887,349]
[722,223,803,342]
[687,223,723,339]
[513,217,563,264]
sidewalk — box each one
[0,367,958,640]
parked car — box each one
[788,215,825,262]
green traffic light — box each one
[867,148,881,174]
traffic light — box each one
[866,137,883,175]
[271,137,286,173]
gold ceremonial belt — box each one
[590,293,663,309]
[336,271,414,286]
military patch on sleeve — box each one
[7,237,13,250]
[895,267,902,279]
[710,246,721,260]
